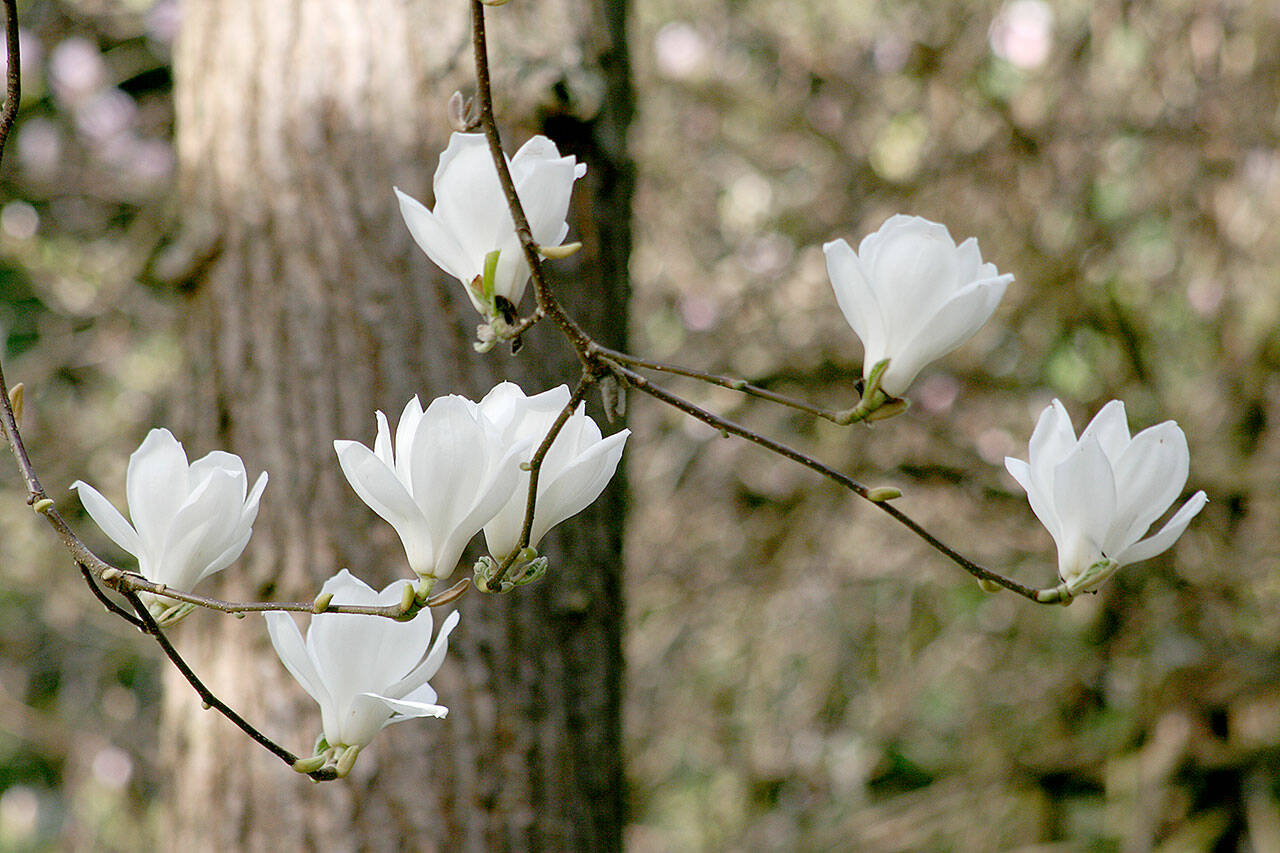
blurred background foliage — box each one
[0,0,1277,849]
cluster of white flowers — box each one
[72,380,626,768]
[71,129,1205,772]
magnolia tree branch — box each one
[465,0,1068,605]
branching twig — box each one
[80,564,147,628]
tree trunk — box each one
[162,0,631,848]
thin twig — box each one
[589,344,865,424]
[487,371,596,589]
[118,587,335,777]
[80,564,147,627]
[606,361,1052,602]
[0,0,51,511]
[106,571,469,617]
[465,0,1058,604]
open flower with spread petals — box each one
[334,394,525,585]
[1005,400,1208,594]
[395,132,586,319]
[71,428,267,624]
[266,570,459,776]
[477,382,629,561]
[824,215,1012,399]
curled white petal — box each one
[1007,400,1206,591]
[824,215,1012,397]
[479,386,629,560]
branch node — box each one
[31,497,53,513]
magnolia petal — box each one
[166,468,248,576]
[308,572,433,698]
[527,429,629,548]
[514,151,582,248]
[489,240,533,306]
[431,438,525,580]
[433,135,514,263]
[396,681,440,708]
[373,693,449,723]
[1114,490,1207,566]
[823,239,887,367]
[479,382,571,442]
[1078,400,1130,463]
[884,275,1010,396]
[867,223,969,339]
[1107,421,1189,554]
[1051,437,1116,577]
[334,439,433,572]
[71,481,141,556]
[392,397,426,484]
[265,612,332,710]
[240,471,268,527]
[189,526,253,587]
[188,450,248,494]
[952,236,987,284]
[407,397,491,548]
[126,429,190,555]
[372,410,394,467]
[1028,401,1078,488]
[395,187,475,285]
[1003,457,1060,542]
[388,610,461,698]
[333,693,397,748]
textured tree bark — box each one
[163,0,631,849]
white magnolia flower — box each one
[71,428,267,623]
[265,570,459,760]
[823,214,1012,398]
[334,394,524,582]
[1005,400,1208,594]
[395,132,587,318]
[477,382,629,560]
